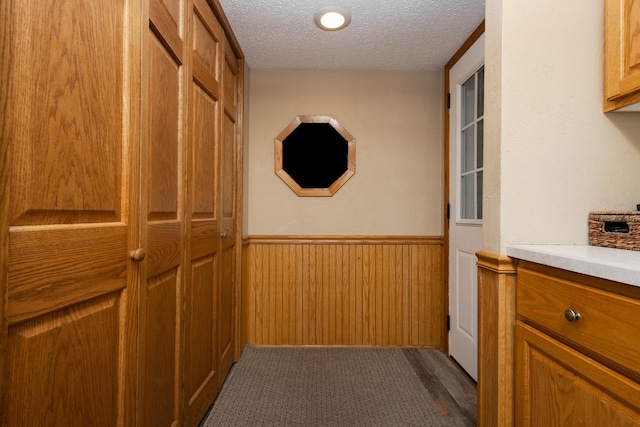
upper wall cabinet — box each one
[604,0,640,112]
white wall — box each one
[485,0,640,253]
[246,70,443,236]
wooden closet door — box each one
[183,0,223,424]
[218,38,240,385]
[139,0,187,425]
[0,0,141,425]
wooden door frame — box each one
[0,2,9,422]
[234,59,245,360]
[443,20,485,353]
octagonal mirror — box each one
[275,115,356,197]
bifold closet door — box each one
[1,0,141,425]
[184,0,223,425]
[218,38,240,385]
[138,0,187,425]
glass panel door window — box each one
[458,66,484,222]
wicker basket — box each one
[589,211,640,251]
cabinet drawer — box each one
[517,267,640,378]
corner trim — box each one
[476,250,518,273]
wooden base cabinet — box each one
[515,263,640,426]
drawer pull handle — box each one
[564,309,581,322]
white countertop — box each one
[506,245,640,287]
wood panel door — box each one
[515,322,640,426]
[138,0,187,425]
[0,0,141,425]
[218,38,240,385]
[183,0,223,424]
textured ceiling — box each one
[217,0,485,70]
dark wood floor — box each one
[402,348,477,425]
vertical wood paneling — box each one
[410,245,420,346]
[417,244,427,344]
[243,237,444,347]
[309,245,317,344]
[294,245,302,344]
[348,245,356,345]
[335,245,343,345]
[402,245,411,345]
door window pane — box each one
[461,174,475,220]
[477,171,483,220]
[458,66,484,221]
[477,67,484,117]
[462,76,475,126]
[477,119,484,168]
[462,126,475,173]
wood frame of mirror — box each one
[275,115,356,197]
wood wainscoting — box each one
[241,236,445,348]
[477,250,518,427]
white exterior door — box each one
[448,34,484,381]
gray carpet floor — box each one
[202,346,475,426]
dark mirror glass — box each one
[282,123,349,188]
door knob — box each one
[130,248,146,262]
[564,309,581,322]
[221,232,227,239]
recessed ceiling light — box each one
[314,7,351,31]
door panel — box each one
[148,33,181,220]
[185,255,218,424]
[221,110,237,224]
[192,0,221,86]
[139,0,185,424]
[8,1,123,228]
[218,245,235,375]
[141,269,179,426]
[191,84,218,219]
[7,293,121,426]
[454,249,477,342]
[187,257,216,389]
[2,0,139,424]
[184,0,223,424]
